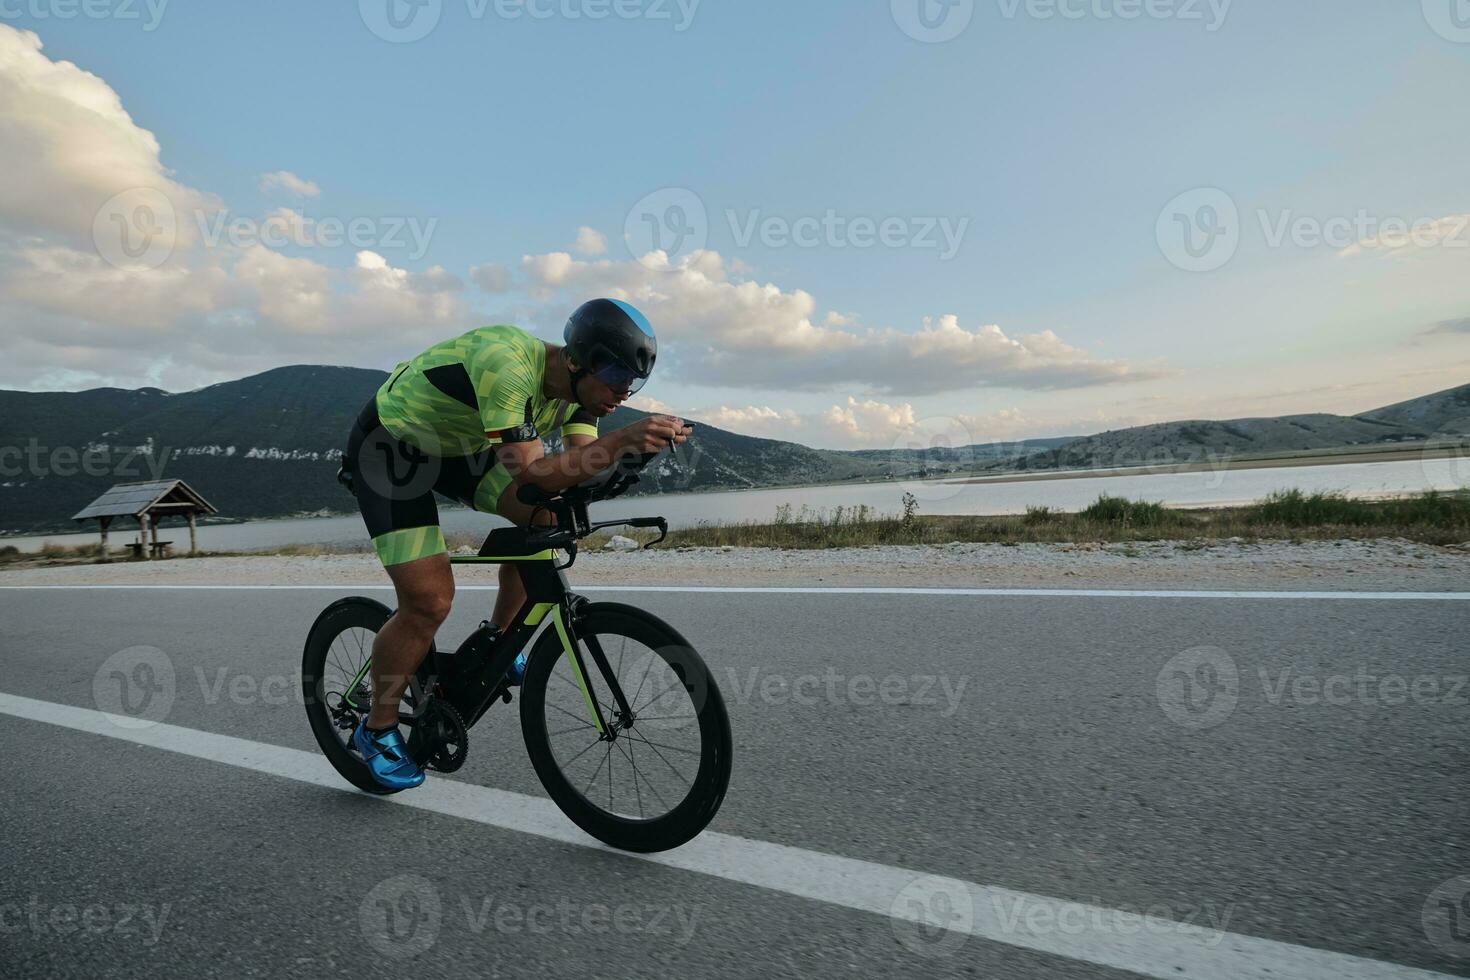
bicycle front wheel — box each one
[519,603,732,852]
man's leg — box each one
[492,563,523,632]
[367,552,453,729]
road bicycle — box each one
[301,451,732,853]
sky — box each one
[0,0,1467,449]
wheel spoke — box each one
[545,700,596,727]
[629,646,656,709]
[633,682,684,715]
[613,737,646,819]
[581,743,613,796]
[627,742,672,812]
[623,731,702,756]
[557,735,605,770]
[622,730,692,785]
[329,633,356,680]
[529,622,721,830]
[552,657,618,718]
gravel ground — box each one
[3,538,1468,591]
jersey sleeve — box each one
[474,348,540,445]
[560,406,599,442]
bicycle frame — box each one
[445,541,633,738]
[341,454,667,740]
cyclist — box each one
[340,298,691,790]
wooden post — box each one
[139,512,151,561]
[188,511,198,555]
[149,510,160,560]
[99,516,111,561]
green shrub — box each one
[1382,489,1470,528]
[1252,489,1375,526]
[1079,495,1171,527]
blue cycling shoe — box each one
[508,650,529,687]
[351,719,426,790]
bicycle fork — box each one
[532,600,636,742]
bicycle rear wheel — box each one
[301,597,437,795]
[519,603,732,852]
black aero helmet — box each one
[563,298,657,394]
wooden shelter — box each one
[72,480,219,559]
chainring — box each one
[418,700,469,773]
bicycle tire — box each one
[301,596,434,796]
[519,602,732,852]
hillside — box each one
[1358,383,1470,433]
[5,372,1463,534]
[1001,383,1470,473]
[0,367,1035,534]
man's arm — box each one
[493,416,690,497]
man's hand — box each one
[620,415,693,454]
[501,415,693,507]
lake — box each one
[5,456,1466,555]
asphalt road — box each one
[1,586,1466,979]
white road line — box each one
[0,584,1467,600]
[0,691,1454,980]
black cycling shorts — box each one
[342,397,515,566]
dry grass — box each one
[610,490,1470,550]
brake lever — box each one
[643,518,668,549]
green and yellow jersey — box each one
[374,324,598,457]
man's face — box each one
[574,368,633,417]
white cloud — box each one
[626,396,1043,449]
[626,395,675,415]
[574,226,607,256]
[692,405,802,439]
[0,25,475,388]
[821,397,919,445]
[259,170,321,198]
[516,248,1156,395]
[470,262,513,293]
[0,26,213,249]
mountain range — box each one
[1003,383,1470,473]
[0,366,1061,534]
[1,370,1465,534]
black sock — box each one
[366,723,397,735]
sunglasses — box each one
[584,347,649,395]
